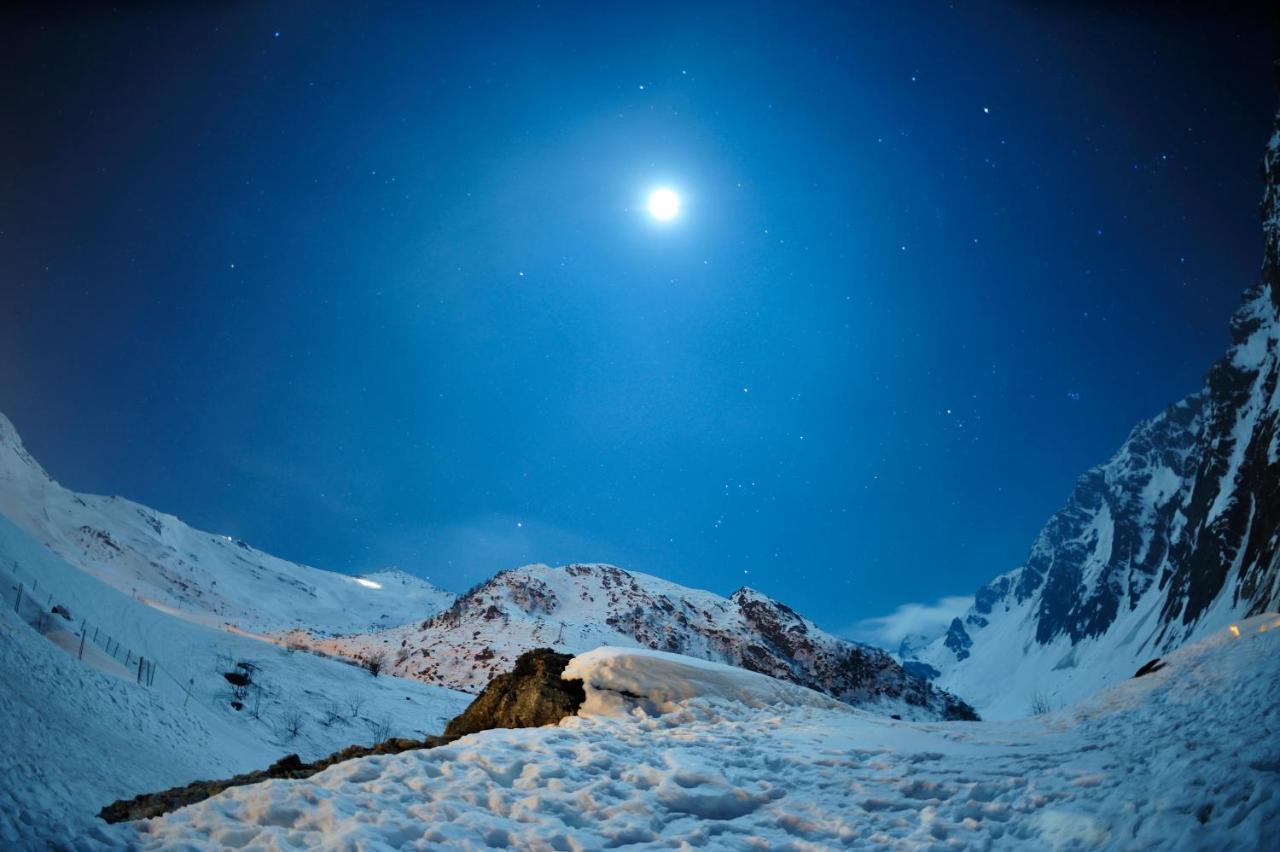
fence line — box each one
[0,555,325,727]
[1,556,239,721]
[4,557,157,688]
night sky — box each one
[2,3,1277,642]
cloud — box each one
[846,595,974,650]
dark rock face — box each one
[1133,658,1167,679]
[902,660,941,681]
[1005,394,1209,647]
[444,648,585,738]
[943,618,972,661]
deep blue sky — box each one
[1,2,1276,639]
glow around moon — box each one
[647,188,680,221]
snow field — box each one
[133,620,1280,850]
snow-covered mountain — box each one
[910,109,1280,718]
[0,412,453,635]
[285,562,978,721]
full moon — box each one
[647,188,680,221]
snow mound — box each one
[563,646,846,716]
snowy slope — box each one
[132,614,1280,850]
[0,411,453,634]
[909,109,1280,719]
[0,513,471,849]
[287,562,977,721]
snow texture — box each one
[563,646,846,716]
[133,617,1280,850]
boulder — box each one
[444,648,584,738]
[1133,658,1167,678]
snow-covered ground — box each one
[133,616,1280,850]
[0,513,471,850]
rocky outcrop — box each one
[943,619,972,661]
[99,736,454,823]
[444,648,585,738]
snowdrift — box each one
[563,646,846,716]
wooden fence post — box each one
[78,627,86,661]
[137,656,145,685]
[13,583,21,612]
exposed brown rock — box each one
[444,648,584,738]
[98,734,454,824]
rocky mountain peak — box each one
[910,105,1280,719]
[309,561,978,721]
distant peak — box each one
[0,410,52,482]
[0,410,23,448]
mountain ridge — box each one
[0,410,455,635]
[283,561,978,721]
[909,107,1280,718]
